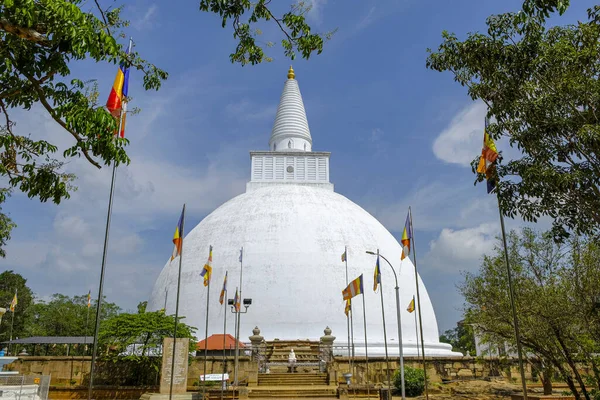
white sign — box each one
[200,374,229,382]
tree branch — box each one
[0,18,50,46]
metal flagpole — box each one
[169,204,186,400]
[376,250,391,392]
[408,207,428,400]
[496,193,528,399]
[87,102,128,400]
[344,247,351,361]
[413,296,419,358]
[234,248,243,386]
[164,288,168,312]
[361,291,369,396]
[221,277,228,400]
[349,305,355,396]
[203,266,211,400]
[9,291,15,355]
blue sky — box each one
[1,0,595,333]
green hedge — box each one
[393,366,425,397]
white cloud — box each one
[225,100,277,122]
[133,4,158,31]
[356,6,376,30]
[423,223,498,273]
[432,101,487,166]
[306,0,327,24]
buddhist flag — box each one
[219,272,228,305]
[106,40,132,137]
[344,299,351,316]
[401,213,412,260]
[341,249,347,262]
[171,206,185,261]
[407,296,415,313]
[342,274,364,301]
[200,245,213,287]
[373,255,381,292]
[476,118,499,193]
[9,291,17,312]
[87,290,91,308]
[234,288,240,312]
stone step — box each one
[248,385,337,398]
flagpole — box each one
[413,296,419,358]
[164,288,168,312]
[203,270,211,400]
[234,248,243,386]
[376,250,391,392]
[87,118,125,400]
[221,279,228,400]
[169,204,186,400]
[408,207,428,400]
[349,306,355,391]
[361,291,369,396]
[344,247,352,375]
[496,193,528,399]
[8,290,15,355]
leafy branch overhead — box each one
[426,0,600,241]
[199,0,334,65]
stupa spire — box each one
[269,66,312,152]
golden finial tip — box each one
[287,65,295,80]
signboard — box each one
[159,337,190,394]
[200,373,229,382]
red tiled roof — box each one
[196,334,246,350]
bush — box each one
[393,366,425,397]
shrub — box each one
[393,366,425,397]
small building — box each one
[195,334,245,357]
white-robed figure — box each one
[288,349,297,373]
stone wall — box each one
[331,356,535,386]
[8,355,256,387]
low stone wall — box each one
[331,356,534,386]
[8,356,256,387]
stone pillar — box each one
[249,327,265,375]
[320,326,336,373]
[159,337,189,394]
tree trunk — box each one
[541,366,553,395]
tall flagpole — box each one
[408,207,428,400]
[221,276,228,400]
[413,296,419,358]
[344,247,352,374]
[234,247,243,386]
[361,291,369,396]
[87,104,128,400]
[496,193,528,399]
[169,204,186,400]
[8,290,15,355]
[203,253,212,400]
[376,250,391,391]
[164,288,168,312]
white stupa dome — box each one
[147,67,459,357]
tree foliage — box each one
[439,323,476,356]
[0,270,33,342]
[393,366,425,397]
[99,303,196,361]
[199,0,334,65]
[426,0,600,241]
[461,228,600,400]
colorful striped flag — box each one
[476,117,499,193]
[9,291,17,312]
[234,288,240,312]
[106,40,132,137]
[401,213,412,260]
[373,255,381,292]
[200,246,213,287]
[342,274,364,301]
[219,272,228,305]
[171,206,185,261]
[407,297,415,313]
[341,249,347,262]
[87,290,91,308]
[344,298,351,316]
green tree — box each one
[461,228,600,400]
[27,293,120,337]
[393,366,425,397]
[98,309,196,359]
[0,270,34,342]
[426,0,600,241]
[439,323,476,356]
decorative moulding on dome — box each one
[269,67,312,151]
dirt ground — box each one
[395,378,563,399]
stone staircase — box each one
[248,340,336,398]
